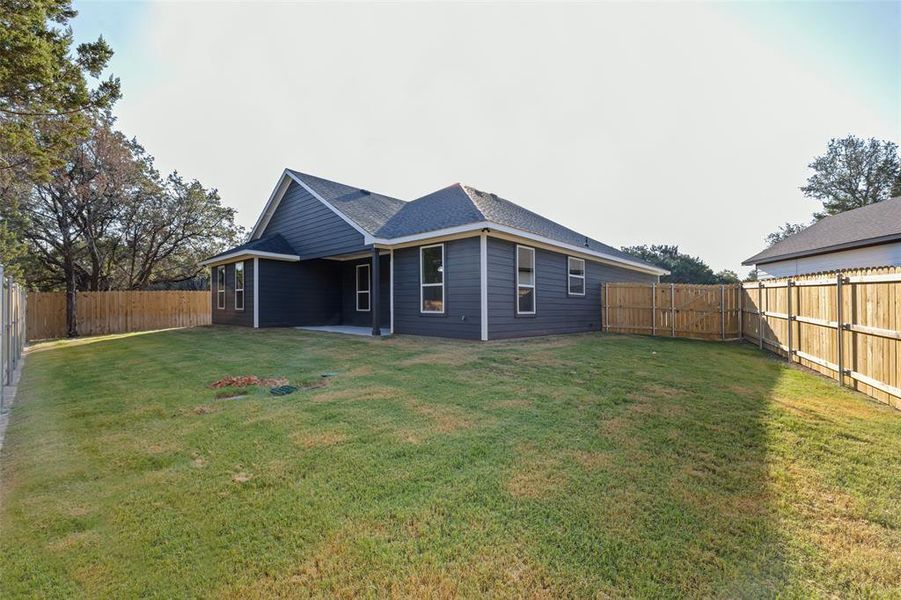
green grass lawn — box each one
[1,327,899,598]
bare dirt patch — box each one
[209,375,288,389]
[409,400,474,434]
[571,450,612,470]
[232,472,252,483]
[193,404,217,414]
[311,385,402,404]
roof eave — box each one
[199,250,301,268]
[742,232,901,266]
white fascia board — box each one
[199,250,301,267]
[249,169,293,241]
[372,222,669,277]
[284,171,374,243]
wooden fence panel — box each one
[604,283,741,341]
[742,267,900,409]
[27,291,211,341]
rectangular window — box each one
[356,263,370,311]
[234,262,245,311]
[516,245,536,314]
[568,257,585,296]
[420,244,445,313]
[216,266,225,309]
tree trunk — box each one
[64,259,78,338]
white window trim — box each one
[516,245,536,315]
[216,266,225,309]
[356,263,371,312]
[234,262,245,311]
[567,256,586,296]
[420,243,445,314]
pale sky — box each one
[71,1,900,275]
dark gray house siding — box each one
[262,181,367,259]
[340,256,390,328]
[486,238,656,340]
[211,260,254,327]
[393,236,481,340]
[256,259,342,327]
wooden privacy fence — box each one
[27,291,211,341]
[603,282,742,341]
[741,267,900,409]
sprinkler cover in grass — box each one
[270,385,298,396]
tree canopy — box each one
[621,245,737,284]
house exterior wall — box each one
[211,259,254,327]
[261,181,367,259]
[486,237,656,339]
[340,255,390,328]
[392,236,482,339]
[257,258,343,327]
[757,242,901,279]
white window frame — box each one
[356,263,371,312]
[216,266,225,309]
[420,243,445,314]
[516,245,536,315]
[567,257,586,296]
[234,261,245,311]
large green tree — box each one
[0,0,120,191]
[621,244,735,284]
[801,135,900,219]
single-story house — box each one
[743,196,901,279]
[200,169,667,340]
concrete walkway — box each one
[296,325,390,337]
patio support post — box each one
[371,246,381,336]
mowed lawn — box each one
[1,328,899,598]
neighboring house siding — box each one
[758,242,901,279]
[340,256,390,328]
[212,260,254,327]
[393,237,481,339]
[487,238,655,339]
[262,181,367,259]
[258,259,344,327]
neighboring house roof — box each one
[241,169,667,275]
[200,233,299,266]
[743,197,901,266]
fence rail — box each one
[1,266,27,412]
[27,291,211,341]
[603,270,900,409]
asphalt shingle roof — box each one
[206,233,297,262]
[743,197,901,265]
[287,170,405,235]
[375,183,651,267]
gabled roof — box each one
[286,170,405,235]
[743,197,901,266]
[242,169,667,275]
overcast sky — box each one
[71,1,900,275]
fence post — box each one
[738,284,743,339]
[758,283,764,349]
[836,272,844,387]
[786,279,793,362]
[670,283,675,337]
[720,284,725,340]
[651,283,656,336]
[602,283,608,332]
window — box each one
[356,263,370,311]
[216,266,225,309]
[420,244,445,313]
[234,262,245,311]
[516,245,536,314]
[568,257,585,296]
